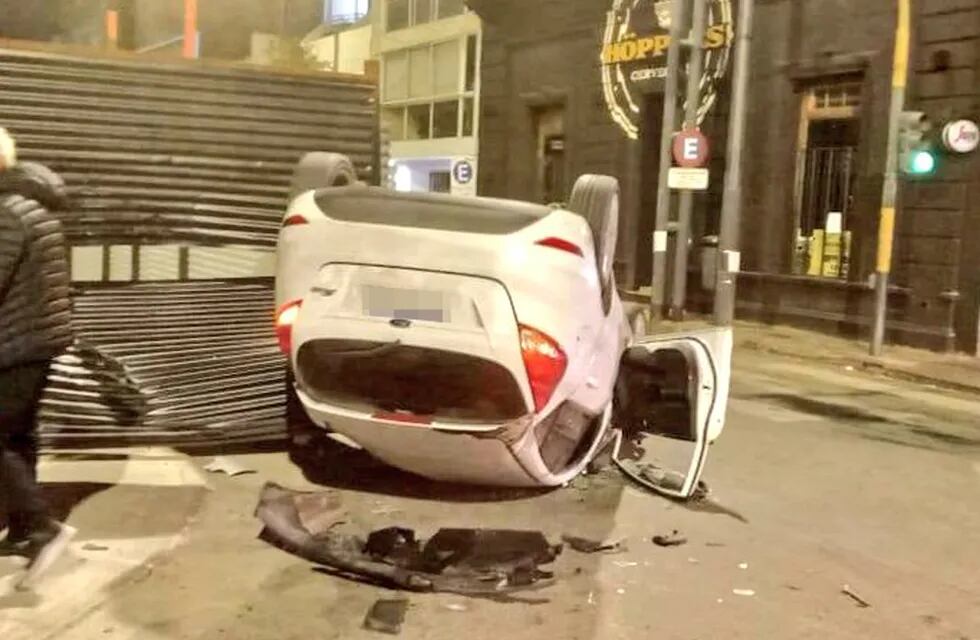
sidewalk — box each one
[621,298,980,396]
[732,320,980,395]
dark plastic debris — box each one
[255,483,561,595]
[364,599,408,635]
[561,534,624,554]
[652,530,688,547]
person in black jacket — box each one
[0,127,77,590]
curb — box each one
[858,357,980,397]
[740,340,980,397]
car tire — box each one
[289,152,358,201]
[568,174,620,314]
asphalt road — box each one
[2,349,979,640]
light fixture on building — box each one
[394,164,412,192]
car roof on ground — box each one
[313,186,555,235]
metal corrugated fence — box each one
[1,41,379,248]
[0,41,380,446]
[42,281,288,448]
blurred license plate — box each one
[364,286,446,323]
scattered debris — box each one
[615,454,748,522]
[363,598,408,635]
[841,584,871,608]
[371,504,403,517]
[716,598,724,604]
[616,588,626,595]
[293,489,346,534]
[444,603,468,612]
[706,542,726,548]
[256,483,561,595]
[291,433,314,447]
[732,589,756,597]
[561,534,626,554]
[786,584,802,591]
[327,432,363,450]
[82,543,109,551]
[203,456,256,477]
[687,557,699,564]
[613,561,638,568]
[652,531,687,547]
[587,591,596,605]
[738,562,749,570]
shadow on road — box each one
[748,392,980,452]
[284,420,550,504]
[1,482,112,533]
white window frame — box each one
[381,34,480,141]
[326,0,371,24]
[384,0,469,32]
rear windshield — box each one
[314,187,550,235]
[296,339,527,422]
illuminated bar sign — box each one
[600,0,735,139]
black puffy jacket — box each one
[0,162,73,369]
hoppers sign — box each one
[601,0,734,139]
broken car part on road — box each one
[255,483,561,595]
[363,598,408,635]
[561,534,626,554]
[652,530,688,547]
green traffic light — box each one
[910,150,936,174]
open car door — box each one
[613,326,732,500]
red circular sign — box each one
[672,129,710,168]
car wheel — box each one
[568,175,620,314]
[289,152,358,201]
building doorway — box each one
[533,106,566,204]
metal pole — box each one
[650,0,687,319]
[668,0,708,320]
[714,0,754,325]
[183,0,199,59]
[870,0,910,356]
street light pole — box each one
[650,0,687,319]
[714,0,754,325]
[668,0,708,320]
[870,0,911,356]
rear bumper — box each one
[297,388,541,487]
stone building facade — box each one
[468,0,980,354]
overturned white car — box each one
[275,153,731,498]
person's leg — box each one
[0,362,77,590]
[0,362,51,546]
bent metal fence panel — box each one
[0,41,379,446]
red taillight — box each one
[283,214,309,228]
[535,237,583,257]
[275,300,302,355]
[372,411,433,425]
[519,324,568,413]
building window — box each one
[792,78,862,279]
[432,100,459,138]
[461,96,474,136]
[429,171,451,192]
[436,0,465,19]
[327,0,370,24]
[386,0,467,31]
[464,35,477,92]
[381,36,478,141]
[387,0,410,30]
[406,104,431,140]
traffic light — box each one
[897,111,936,176]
